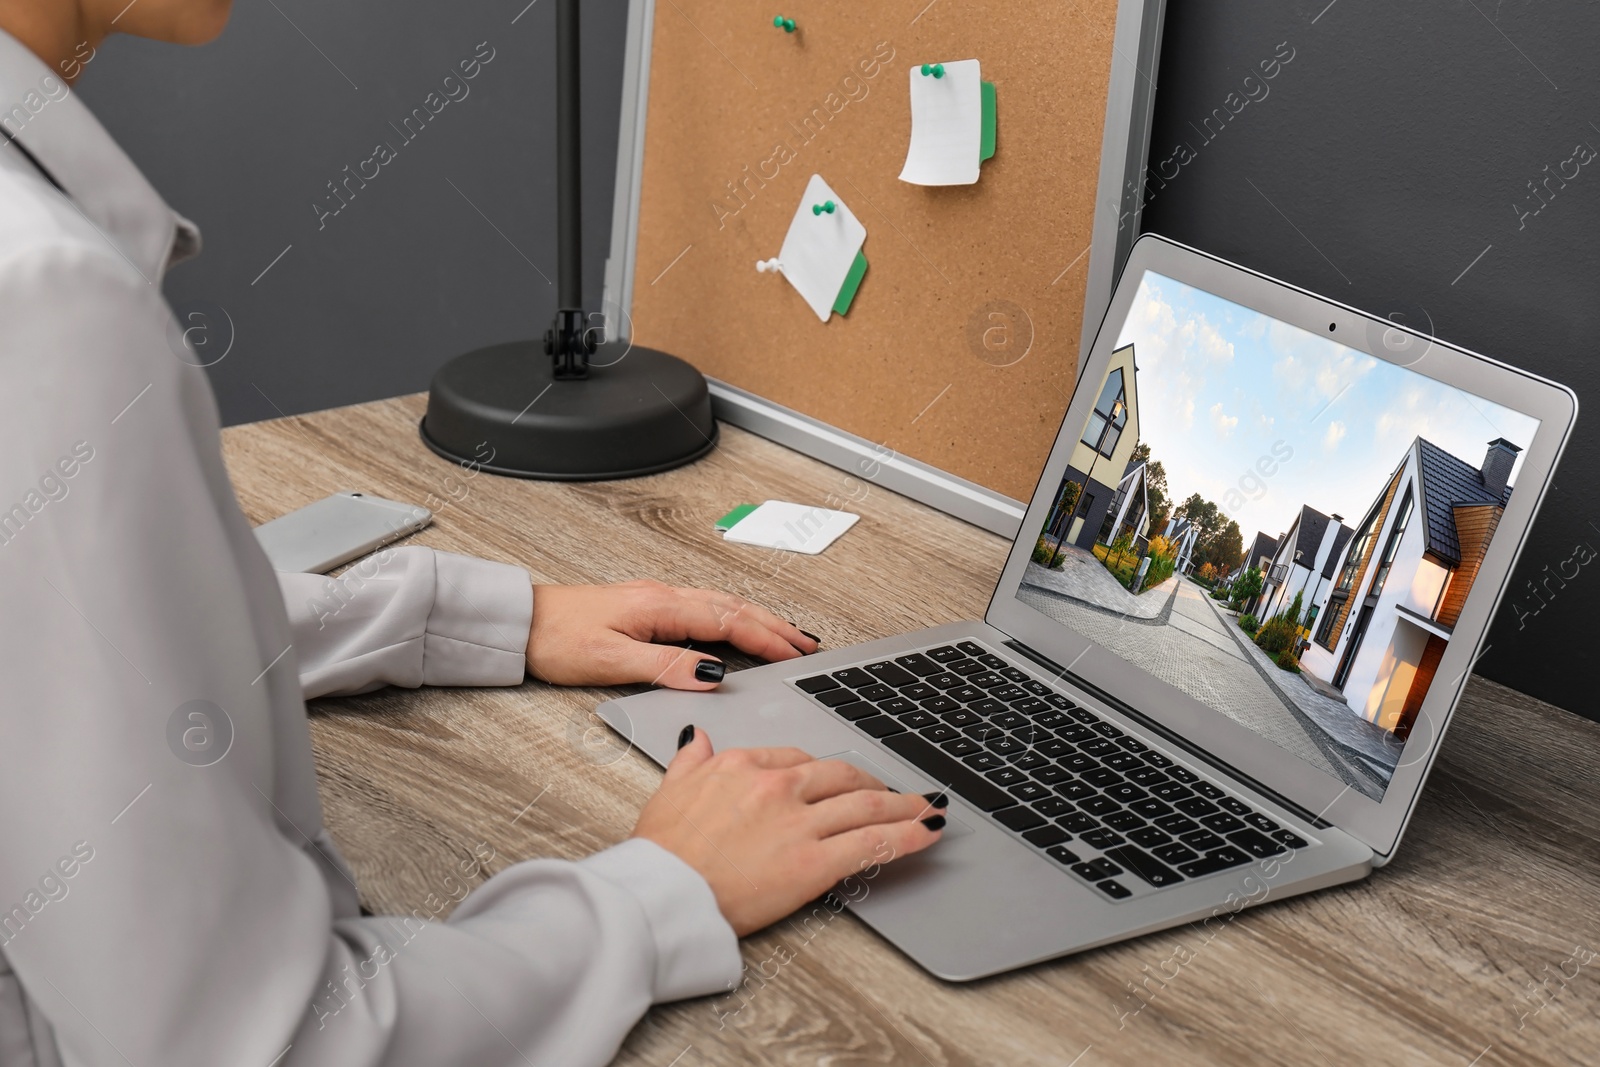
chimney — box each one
[1331,514,1343,523]
[1481,438,1521,498]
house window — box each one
[1314,595,1340,646]
[1369,487,1414,598]
[1080,368,1128,458]
[1335,500,1383,595]
[1305,604,1320,631]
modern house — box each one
[1162,515,1199,573]
[1042,343,1141,551]
[1302,437,1520,738]
[1098,460,1151,550]
[1240,530,1280,614]
[1258,505,1353,638]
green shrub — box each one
[1239,613,1260,635]
[1274,647,1301,673]
[1031,538,1055,566]
[1142,552,1176,590]
[1255,615,1297,655]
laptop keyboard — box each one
[794,640,1312,901]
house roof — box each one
[1321,523,1354,579]
[1291,506,1335,564]
[1248,531,1278,568]
[1415,438,1515,566]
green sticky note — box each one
[831,249,869,316]
[980,80,996,162]
[715,504,759,532]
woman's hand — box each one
[633,727,947,936]
[525,580,819,689]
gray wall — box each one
[79,0,629,425]
[85,0,1596,717]
[1138,0,1599,719]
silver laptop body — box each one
[597,234,1577,981]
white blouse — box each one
[0,29,739,1067]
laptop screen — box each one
[1015,270,1541,802]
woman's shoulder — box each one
[0,154,140,283]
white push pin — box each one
[755,258,782,274]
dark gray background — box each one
[82,0,1595,718]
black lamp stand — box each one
[420,0,717,479]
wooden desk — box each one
[222,395,1599,1067]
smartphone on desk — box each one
[253,492,432,573]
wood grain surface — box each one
[629,0,1118,501]
[221,394,1600,1067]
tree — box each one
[1233,566,1264,603]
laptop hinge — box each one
[1003,638,1334,829]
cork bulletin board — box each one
[615,0,1162,507]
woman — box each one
[0,3,943,1064]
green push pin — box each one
[811,200,836,216]
[773,15,796,32]
[919,62,945,78]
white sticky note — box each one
[774,174,867,322]
[722,500,860,555]
[899,59,983,186]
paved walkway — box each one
[1021,545,1173,620]
[1017,575,1387,799]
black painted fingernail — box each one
[799,629,821,646]
[694,660,726,683]
[921,815,946,832]
[677,724,696,749]
[922,791,948,809]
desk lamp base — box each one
[420,341,717,480]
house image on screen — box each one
[1044,344,1142,551]
[1257,505,1353,637]
[1301,437,1520,736]
[1240,530,1281,615]
[1161,515,1199,573]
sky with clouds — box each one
[1110,271,1543,543]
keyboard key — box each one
[1150,782,1194,802]
[921,724,960,744]
[986,735,1026,757]
[1127,827,1171,848]
[1008,751,1048,771]
[994,806,1045,831]
[962,751,1006,772]
[926,645,965,663]
[1192,781,1225,800]
[1065,707,1098,723]
[1079,795,1121,816]
[1244,813,1281,833]
[1045,693,1074,709]
[1105,784,1149,804]
[1009,724,1053,746]
[1152,842,1199,864]
[879,732,1018,812]
[1179,830,1225,851]
[1059,753,1099,774]
[970,698,1008,716]
[948,659,987,677]
[1045,844,1081,865]
[816,688,862,708]
[1126,767,1170,787]
[1091,721,1123,738]
[832,667,876,688]
[1022,679,1053,696]
[1154,814,1199,834]
[955,640,987,657]
[919,695,961,714]
[968,672,1006,689]
[879,697,919,715]
[1080,739,1118,757]
[1218,797,1252,816]
[1177,846,1251,878]
[1036,738,1073,758]
[856,683,897,702]
[1055,780,1097,801]
[999,667,1030,683]
[1103,811,1146,832]
[987,767,1028,788]
[1269,829,1308,849]
[1104,845,1184,887]
[832,700,879,721]
[1032,711,1071,730]
[1128,798,1173,819]
[1071,858,1123,880]
[1168,766,1200,784]
[894,653,942,676]
[941,709,983,728]
[899,710,938,729]
[1080,828,1125,849]
[1143,751,1175,768]
[1080,768,1123,789]
[1008,781,1051,803]
[948,685,985,703]
[1057,813,1097,833]
[1117,738,1149,753]
[1227,829,1287,858]
[865,661,918,687]
[1024,825,1071,847]
[1033,796,1073,817]
[855,715,906,738]
[941,738,982,758]
[1097,879,1132,899]
[1010,697,1048,714]
[1200,813,1245,834]
[797,675,841,694]
[926,672,963,690]
[991,684,1026,701]
[1056,724,1095,743]
[1031,765,1070,785]
[1103,752,1143,772]
[977,653,1008,669]
[903,683,939,701]
[1175,797,1219,818]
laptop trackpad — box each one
[816,750,974,838]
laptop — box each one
[597,234,1576,981]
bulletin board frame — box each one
[601,0,1168,536]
